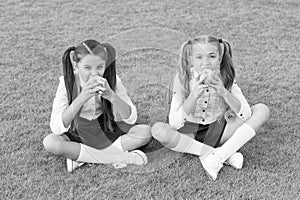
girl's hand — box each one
[79,78,100,102]
[95,77,115,101]
[190,75,207,99]
[208,73,227,97]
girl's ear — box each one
[70,51,77,70]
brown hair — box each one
[62,39,117,132]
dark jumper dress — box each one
[64,78,134,150]
[177,116,227,147]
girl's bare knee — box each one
[151,122,174,143]
[128,124,152,141]
[137,124,152,136]
[134,124,152,143]
[259,103,270,120]
[43,134,65,155]
[246,103,270,132]
[251,103,270,121]
[151,122,168,137]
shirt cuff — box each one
[169,106,188,129]
[120,104,137,124]
[235,102,252,121]
[50,113,70,135]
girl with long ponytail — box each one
[151,35,270,181]
[43,39,152,172]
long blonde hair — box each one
[177,35,235,98]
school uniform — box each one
[169,70,252,147]
[50,72,137,149]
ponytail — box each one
[62,47,76,105]
[101,43,117,132]
[219,40,235,90]
[178,40,192,98]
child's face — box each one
[191,43,220,74]
[76,55,105,83]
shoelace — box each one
[112,150,131,169]
[112,163,128,169]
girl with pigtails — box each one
[151,35,270,181]
[43,39,151,172]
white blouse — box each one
[50,74,137,135]
[169,73,252,129]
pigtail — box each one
[101,43,117,132]
[219,40,235,90]
[62,46,76,105]
[178,40,192,98]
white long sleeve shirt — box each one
[50,74,137,135]
[169,73,252,129]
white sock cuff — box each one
[76,143,85,162]
[241,123,256,137]
[112,137,125,152]
[171,134,194,152]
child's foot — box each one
[113,150,148,169]
[224,152,243,169]
[214,148,244,169]
[200,153,223,181]
[66,158,85,173]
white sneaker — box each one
[66,158,85,173]
[200,153,223,181]
[112,150,148,169]
[225,152,243,169]
[129,150,148,165]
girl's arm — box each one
[50,77,73,134]
[209,75,251,121]
[110,76,137,124]
[209,74,241,113]
[95,75,137,124]
[50,76,99,134]
[230,81,252,121]
[222,88,241,114]
[182,92,198,116]
[61,75,99,128]
[110,91,132,121]
[169,74,205,129]
[168,77,187,129]
[61,94,86,128]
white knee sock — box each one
[171,133,214,157]
[76,143,129,164]
[215,123,256,162]
[102,137,125,154]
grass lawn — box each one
[1,0,299,199]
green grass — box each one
[1,0,300,199]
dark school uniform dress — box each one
[169,72,252,147]
[177,117,227,148]
[50,74,137,150]
[65,115,134,149]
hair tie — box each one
[103,45,107,55]
[99,43,108,59]
[67,46,76,52]
[187,40,192,45]
[219,39,225,59]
